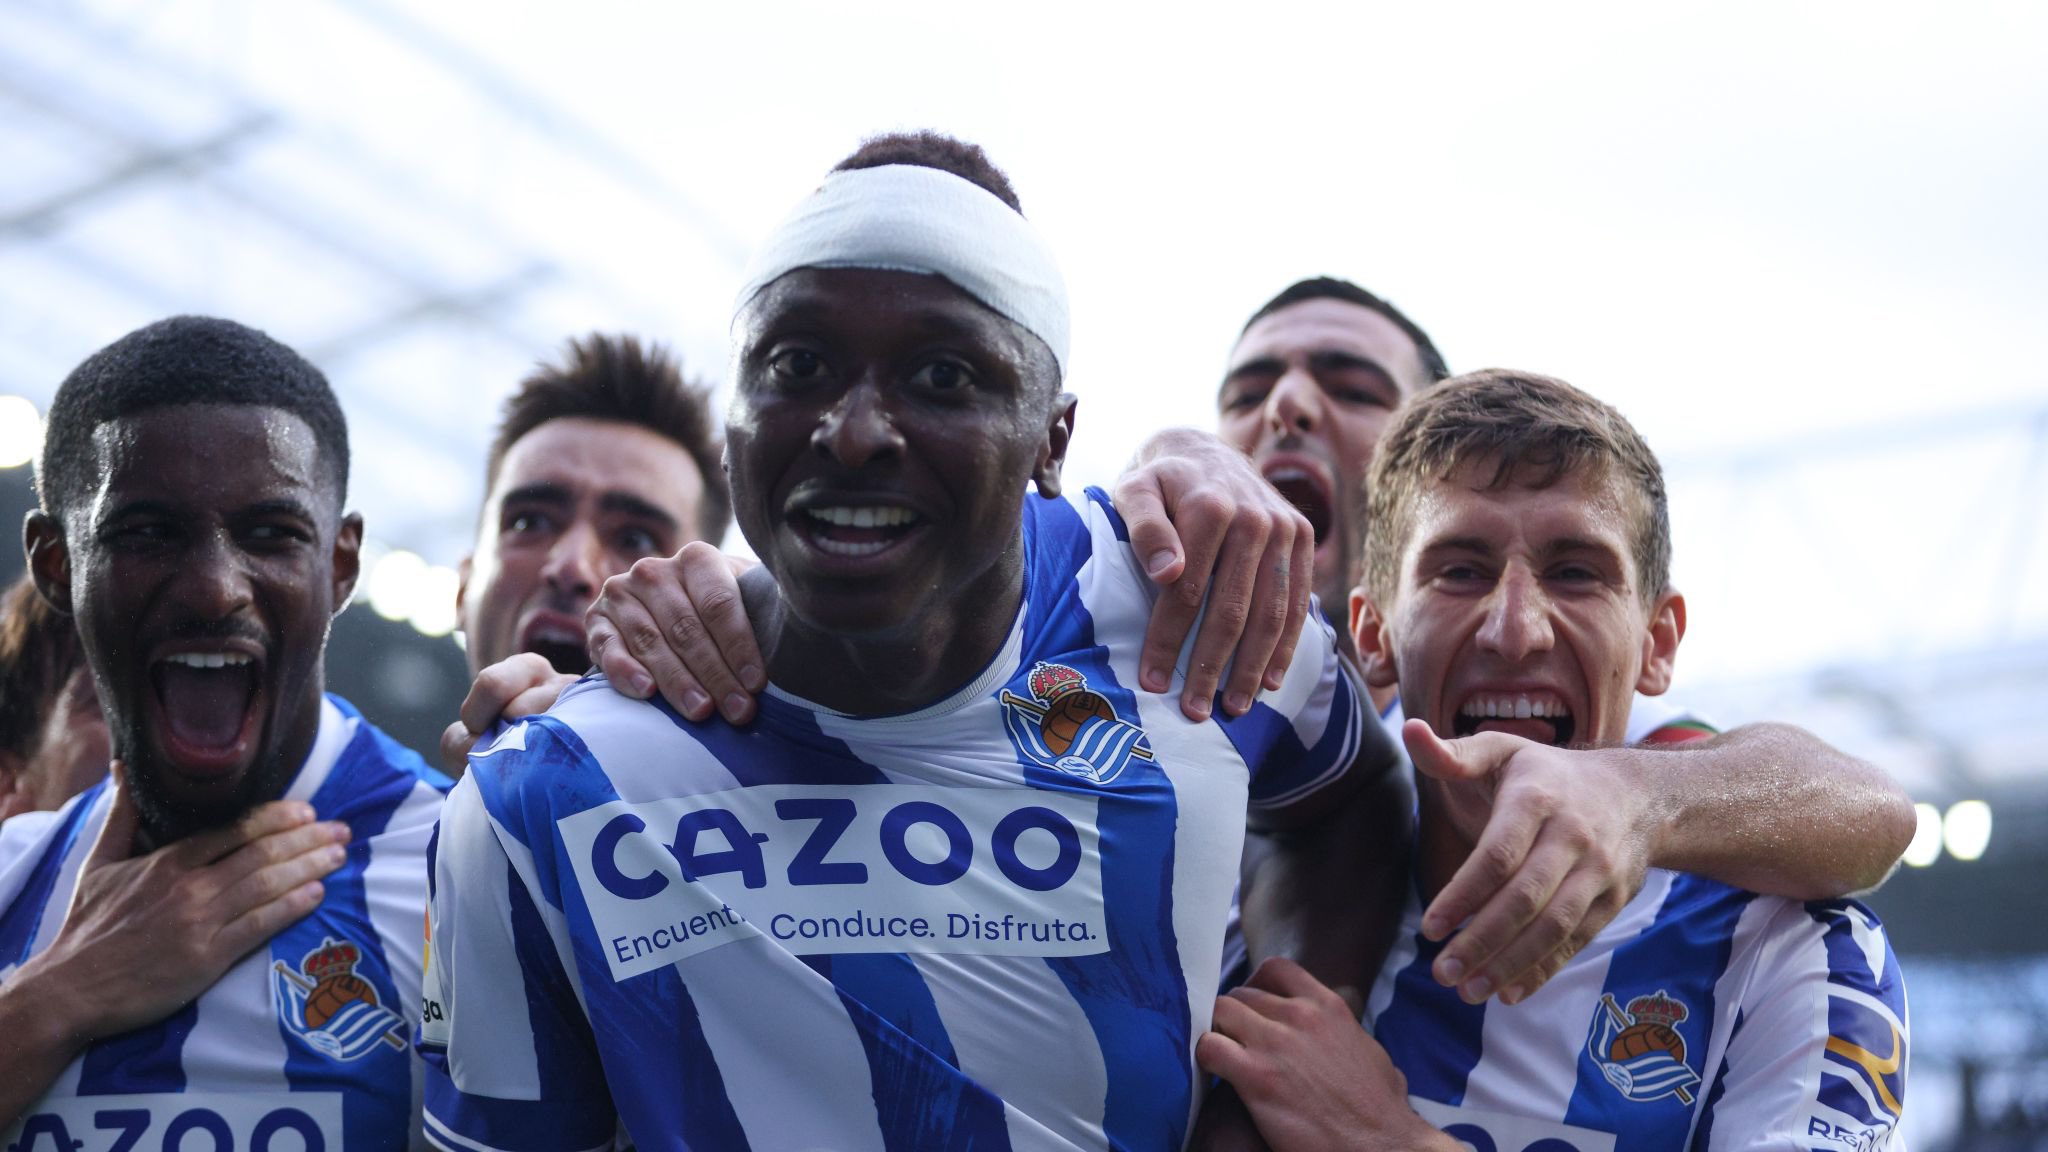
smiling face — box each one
[1218,298,1434,616]
[460,417,705,675]
[725,266,1072,648]
[1353,460,1681,749]
[27,403,359,843]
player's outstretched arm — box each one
[1198,958,1463,1152]
[1114,427,1314,722]
[1408,720,1915,1006]
[0,766,346,1129]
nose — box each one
[1264,366,1322,438]
[541,519,604,601]
[184,530,256,621]
[1476,564,1555,662]
[812,377,904,469]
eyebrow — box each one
[1220,350,1397,394]
[501,484,679,531]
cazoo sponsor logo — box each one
[560,784,1106,980]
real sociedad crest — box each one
[1586,989,1702,1105]
[273,935,408,1061]
[1000,662,1153,785]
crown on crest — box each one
[1627,991,1688,1028]
[303,937,360,982]
[1027,662,1086,703]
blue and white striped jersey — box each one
[0,696,453,1152]
[420,488,1364,1152]
[1368,869,1909,1152]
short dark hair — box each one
[486,334,732,542]
[0,575,84,760]
[37,316,349,520]
[1365,368,1671,608]
[834,130,1024,214]
[1243,277,1451,384]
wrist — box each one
[4,952,102,1052]
[1602,744,1680,870]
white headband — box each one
[733,164,1071,375]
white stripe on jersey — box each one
[438,781,543,1101]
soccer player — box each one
[1201,370,1908,1151]
[420,136,1379,1151]
[0,317,453,1150]
[0,574,109,823]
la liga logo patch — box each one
[1000,662,1153,786]
[273,935,407,1061]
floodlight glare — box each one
[1943,800,1992,862]
[0,395,40,468]
[410,566,462,637]
[367,550,427,621]
[1902,803,1942,868]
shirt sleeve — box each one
[1694,899,1909,1151]
[418,772,617,1152]
[1222,605,1368,813]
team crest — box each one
[1586,989,1702,1104]
[1000,662,1153,785]
[273,936,407,1061]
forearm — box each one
[0,964,91,1129]
[1241,765,1415,1004]
[1637,722,1914,897]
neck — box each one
[750,552,1026,716]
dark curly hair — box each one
[38,315,349,520]
[833,130,1024,214]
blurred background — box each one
[0,2,2043,1145]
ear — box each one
[1634,588,1685,697]
[0,754,31,824]
[455,552,474,616]
[331,512,364,614]
[1032,393,1078,500]
[1350,586,1399,691]
[23,511,73,615]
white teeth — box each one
[813,537,890,558]
[164,652,252,669]
[1459,693,1571,720]
[808,506,916,529]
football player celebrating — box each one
[1201,370,1908,1151]
[0,317,452,1149]
[420,134,1387,1151]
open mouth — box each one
[794,504,924,560]
[521,620,589,676]
[1261,466,1333,545]
[149,651,261,773]
[1453,692,1576,746]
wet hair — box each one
[1243,277,1451,384]
[833,130,1024,213]
[486,334,732,541]
[0,575,84,761]
[37,315,349,520]
[1365,368,1670,607]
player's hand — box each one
[1404,720,1656,1005]
[439,652,578,770]
[1113,428,1314,722]
[10,762,347,1043]
[586,542,767,725]
[1197,958,1459,1152]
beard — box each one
[117,735,297,849]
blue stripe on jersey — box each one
[1080,486,1133,544]
[1374,933,1487,1106]
[1809,901,1904,1014]
[1219,628,1359,804]
[1563,874,1751,1142]
[1019,495,1197,1149]
[1807,902,1906,1130]
[0,782,100,969]
[272,710,431,1143]
[481,721,752,1150]
[1690,1036,1737,1151]
[817,954,1014,1152]
[78,1001,198,1094]
[683,694,889,787]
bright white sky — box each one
[49,0,2048,688]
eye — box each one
[1550,562,1603,585]
[507,511,553,536]
[770,348,827,381]
[1220,387,1267,414]
[244,522,312,546]
[911,359,974,391]
[617,526,661,556]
